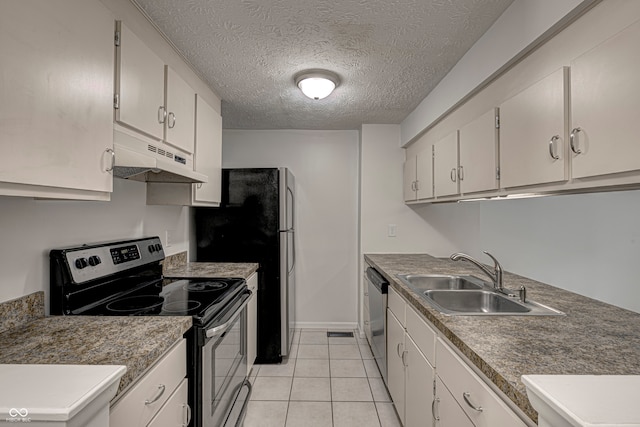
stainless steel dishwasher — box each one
[365,266,389,381]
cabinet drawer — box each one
[388,286,406,327]
[146,378,189,427]
[406,306,436,366]
[110,339,186,427]
[436,339,526,427]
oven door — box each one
[202,290,251,427]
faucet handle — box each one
[483,251,503,289]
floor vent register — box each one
[327,331,354,338]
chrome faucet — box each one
[450,251,504,292]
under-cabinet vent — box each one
[147,143,176,160]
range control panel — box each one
[60,237,165,284]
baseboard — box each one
[294,321,358,330]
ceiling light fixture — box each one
[295,70,339,100]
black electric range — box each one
[49,236,252,427]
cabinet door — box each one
[0,0,114,194]
[193,96,222,204]
[405,335,435,427]
[416,147,434,200]
[571,19,640,178]
[165,67,196,154]
[247,273,258,376]
[499,68,568,188]
[403,154,418,202]
[459,109,499,194]
[434,132,459,197]
[436,377,474,427]
[146,379,190,427]
[116,22,165,141]
[386,309,406,425]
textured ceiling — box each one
[132,0,515,130]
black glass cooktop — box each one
[77,278,246,325]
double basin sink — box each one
[396,274,563,316]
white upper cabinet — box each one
[458,109,499,194]
[404,148,433,202]
[0,0,114,199]
[165,67,196,154]
[193,95,222,205]
[499,67,568,189]
[403,154,418,202]
[570,19,640,179]
[115,22,165,141]
[434,131,459,198]
[116,24,196,156]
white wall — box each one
[400,0,586,145]
[0,179,189,306]
[475,192,640,313]
[223,129,360,329]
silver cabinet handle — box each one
[462,392,483,412]
[105,148,115,172]
[168,112,176,129]
[158,106,167,124]
[411,181,416,191]
[401,350,407,367]
[432,397,440,421]
[458,165,464,181]
[570,127,582,154]
[196,183,203,189]
[396,342,403,358]
[549,135,560,160]
[414,180,419,191]
[450,168,457,182]
[182,403,191,427]
[144,384,166,405]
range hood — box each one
[112,125,207,184]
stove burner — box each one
[106,295,164,313]
[163,300,202,314]
[184,281,229,292]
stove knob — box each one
[88,255,101,266]
[155,243,163,252]
[74,258,88,269]
[148,244,156,253]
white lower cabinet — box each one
[384,287,528,427]
[110,339,188,427]
[146,379,190,427]
[247,272,258,376]
[405,335,436,427]
[435,377,474,427]
[435,338,527,427]
[387,309,407,424]
[386,287,436,427]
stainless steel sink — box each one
[396,274,564,316]
[425,290,528,314]
[397,274,486,291]
[422,289,563,316]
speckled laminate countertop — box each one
[0,315,191,398]
[164,262,259,279]
[364,253,640,424]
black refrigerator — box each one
[194,168,295,363]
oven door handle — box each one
[205,291,251,338]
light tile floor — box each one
[244,329,402,427]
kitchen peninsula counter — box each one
[365,253,640,423]
[0,310,191,398]
[163,261,259,279]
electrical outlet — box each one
[388,224,397,237]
